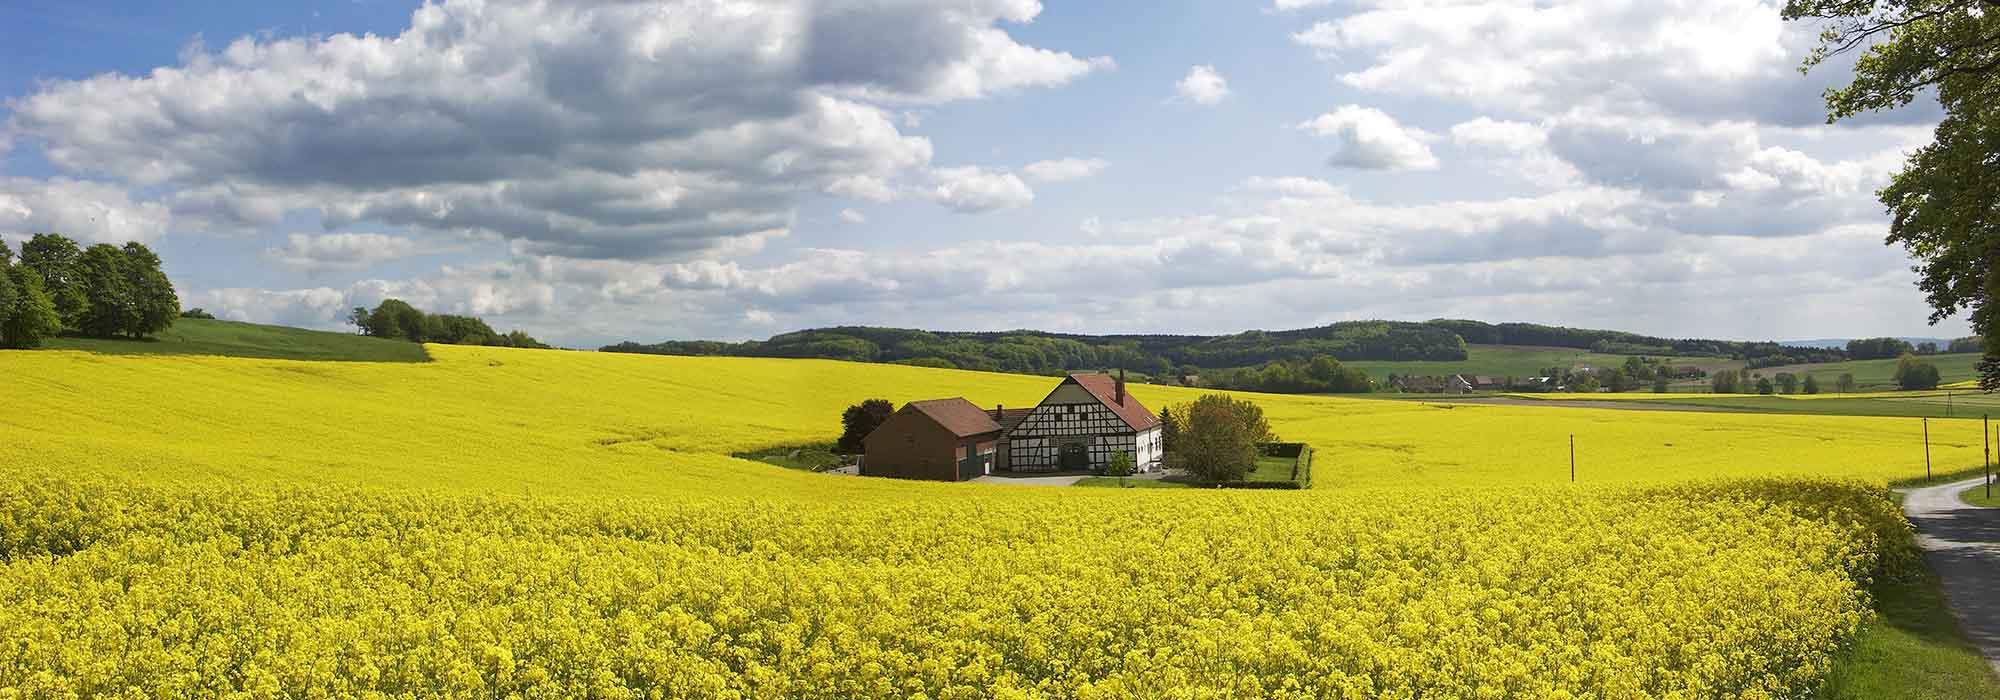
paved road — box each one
[1903,476,2000,675]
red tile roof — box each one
[906,398,1004,438]
[1068,373,1160,431]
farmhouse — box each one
[1003,372,1162,473]
[1448,374,1503,393]
[860,398,1003,481]
[861,371,1163,481]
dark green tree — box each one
[1776,373,1800,394]
[1803,373,1822,395]
[18,233,88,331]
[0,268,62,349]
[1105,451,1136,486]
[1179,394,1269,482]
[837,399,895,454]
[120,242,179,338]
[503,330,550,349]
[75,244,134,338]
[1837,372,1859,393]
[352,299,427,341]
[1711,369,1742,393]
[428,314,500,345]
[1158,405,1181,453]
[1787,0,2000,390]
[1895,353,1943,390]
[1756,377,1776,395]
[0,244,14,340]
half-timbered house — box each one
[1002,371,1161,473]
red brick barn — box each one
[859,398,1003,481]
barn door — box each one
[959,443,985,481]
[1059,442,1087,471]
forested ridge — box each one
[604,319,1946,376]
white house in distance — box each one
[998,371,1162,473]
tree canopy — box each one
[19,233,89,330]
[837,399,895,454]
[7,234,177,341]
[1176,394,1272,482]
[349,299,549,349]
[1895,353,1944,390]
[1787,0,2000,390]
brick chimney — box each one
[1115,369,1126,405]
[993,404,1003,420]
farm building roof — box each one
[1068,373,1161,431]
[906,398,1005,438]
[992,407,1035,434]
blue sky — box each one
[0,0,1972,347]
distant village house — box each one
[1448,374,1503,394]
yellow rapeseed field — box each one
[0,346,1957,696]
[2,346,1981,493]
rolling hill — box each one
[42,317,430,362]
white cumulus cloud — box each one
[263,232,425,272]
[0,177,171,245]
[1297,105,1439,170]
[929,167,1035,213]
[1021,158,1108,183]
[1176,65,1231,105]
[5,0,1112,260]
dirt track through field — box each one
[1903,477,2000,675]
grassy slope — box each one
[1500,389,2000,421]
[1642,393,2000,420]
[1341,344,1716,379]
[1962,483,2000,507]
[1347,347,1982,393]
[1752,353,1983,390]
[42,317,429,362]
[1821,516,2000,699]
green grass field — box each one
[1819,518,2000,700]
[1750,353,1984,391]
[1348,345,1983,395]
[1961,483,2000,507]
[41,317,430,362]
[1622,392,2000,420]
[1341,344,1713,380]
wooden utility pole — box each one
[1569,434,1576,483]
[1986,414,1992,500]
[1924,418,1932,482]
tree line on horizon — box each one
[602,318,1984,388]
[0,233,179,348]
[347,298,550,349]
